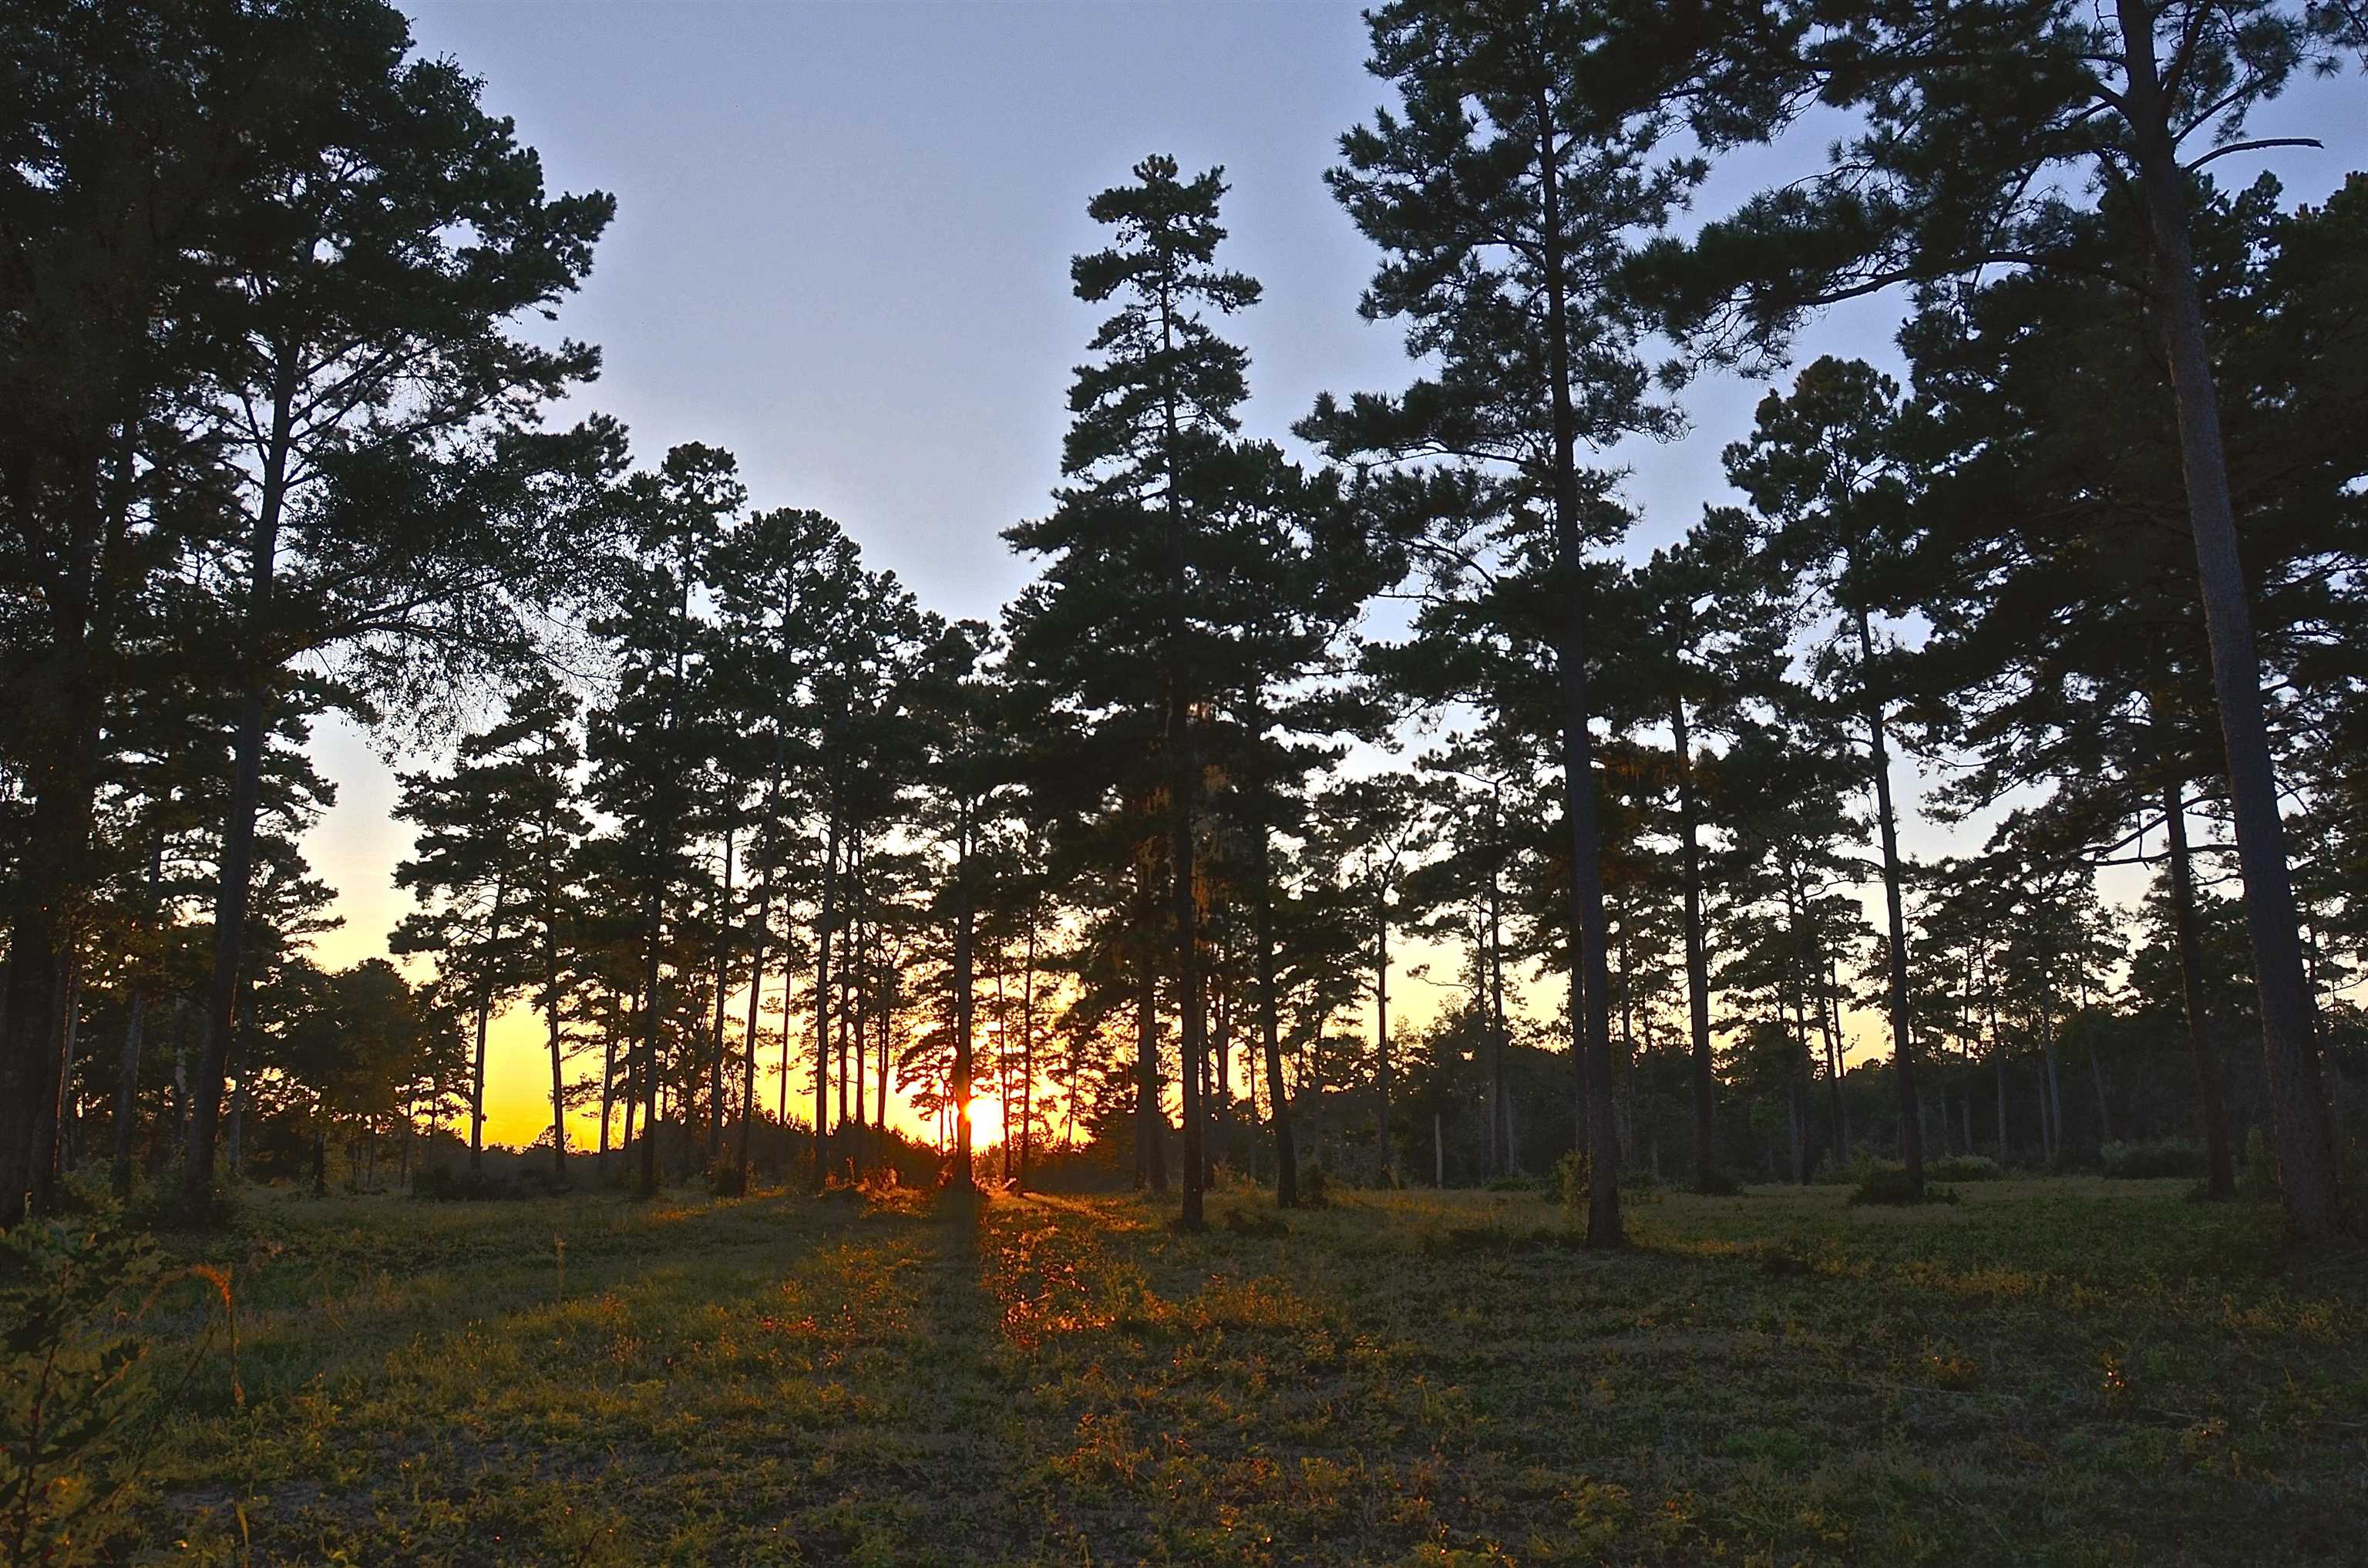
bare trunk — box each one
[1374,895,1392,1186]
[707,829,735,1159]
[1857,607,1923,1197]
[2120,3,2339,1235]
[812,780,841,1189]
[636,879,664,1199]
[180,366,294,1218]
[1487,808,1512,1177]
[1536,86,1620,1247]
[1135,916,1167,1193]
[1019,915,1038,1189]
[2164,779,2237,1198]
[951,812,976,1190]
[1254,817,1296,1206]
[1672,695,1717,1187]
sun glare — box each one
[964,1095,1006,1149]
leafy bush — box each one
[2,1213,234,1564]
[1848,1166,1960,1206]
[1925,1155,2003,1183]
[2100,1140,2207,1179]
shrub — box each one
[1848,1166,1960,1206]
[2,1213,234,1564]
[1925,1155,2003,1183]
[2100,1140,2207,1180]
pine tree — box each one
[1007,154,1262,1232]
[587,446,741,1198]
[1303,0,1701,1243]
[1724,358,1934,1197]
[171,3,621,1216]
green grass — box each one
[101,1178,2368,1564]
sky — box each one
[297,1,2368,1148]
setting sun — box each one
[963,1095,1005,1150]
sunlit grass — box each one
[123,1176,2367,1565]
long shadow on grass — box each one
[153,1186,961,1562]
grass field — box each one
[86,1177,2368,1565]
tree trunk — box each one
[1135,919,1167,1194]
[1253,818,1297,1206]
[707,829,735,1159]
[1671,695,1717,1187]
[0,442,133,1226]
[1374,894,1392,1186]
[598,1001,620,1177]
[738,792,782,1179]
[110,981,148,1200]
[1487,807,1512,1177]
[636,877,664,1199]
[2118,3,2340,1235]
[2087,1038,2115,1146]
[812,780,841,1190]
[109,819,167,1200]
[2038,987,2065,1159]
[876,960,891,1133]
[544,895,567,1184]
[1,780,90,1226]
[1995,1001,2010,1165]
[1019,914,1038,1189]
[951,811,976,1190]
[1855,607,1923,1198]
[1536,86,1620,1247]
[2164,779,2237,1198]
[181,365,295,1219]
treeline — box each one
[6,1,2366,1240]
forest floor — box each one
[118,1176,2367,1566]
